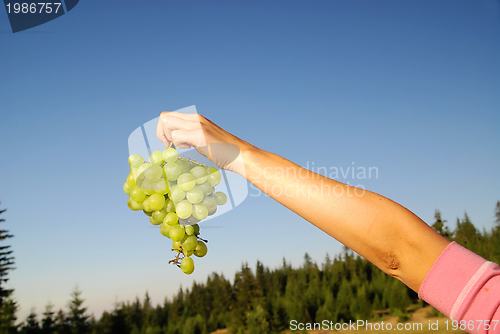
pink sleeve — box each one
[418,241,500,334]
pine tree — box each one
[0,204,15,306]
[431,210,452,240]
[41,303,55,334]
[20,309,41,334]
[0,204,17,334]
[495,201,500,229]
[67,288,89,334]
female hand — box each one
[156,112,250,175]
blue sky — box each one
[1,0,499,321]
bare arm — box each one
[157,112,450,292]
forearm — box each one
[239,145,450,292]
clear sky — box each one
[1,0,499,322]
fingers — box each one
[157,112,203,148]
[171,129,207,149]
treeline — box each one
[11,201,500,334]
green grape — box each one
[192,224,200,235]
[127,197,143,211]
[185,225,195,236]
[123,182,132,195]
[130,187,147,203]
[144,164,163,181]
[180,257,194,274]
[181,235,198,252]
[143,209,152,216]
[159,224,168,237]
[192,204,208,220]
[142,197,152,212]
[190,166,208,184]
[164,198,175,212]
[194,241,208,258]
[176,200,193,219]
[169,225,185,242]
[164,162,182,181]
[152,209,167,223]
[150,216,161,226]
[177,159,191,174]
[177,173,196,192]
[163,147,178,163]
[199,181,214,195]
[128,154,144,168]
[202,195,217,215]
[149,193,166,211]
[169,185,186,202]
[153,178,168,194]
[161,223,172,238]
[186,185,204,204]
[126,173,136,187]
[137,163,151,178]
[215,192,227,205]
[187,216,201,224]
[163,212,179,226]
[141,179,155,195]
[181,234,188,243]
[207,169,221,186]
[149,151,164,165]
[183,250,194,257]
[172,240,182,251]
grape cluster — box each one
[123,146,228,274]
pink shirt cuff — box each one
[418,241,500,333]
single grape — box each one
[185,225,195,236]
[126,173,136,188]
[169,225,185,242]
[181,235,198,252]
[176,200,192,219]
[159,224,168,237]
[128,154,144,168]
[163,147,178,163]
[141,179,155,195]
[144,164,163,181]
[199,181,214,195]
[152,209,167,223]
[172,240,182,251]
[177,159,191,174]
[149,151,164,165]
[215,192,227,205]
[194,241,208,258]
[180,257,194,274]
[150,216,161,226]
[143,209,152,216]
[183,250,194,257]
[207,169,221,186]
[177,173,196,192]
[137,163,152,179]
[186,185,204,204]
[164,198,175,212]
[163,212,179,226]
[149,193,166,211]
[164,162,182,181]
[127,197,143,211]
[180,234,188,243]
[202,195,217,215]
[169,185,186,203]
[187,216,201,224]
[123,182,132,195]
[190,166,208,184]
[192,224,200,235]
[130,187,147,203]
[142,197,153,212]
[153,178,168,194]
[192,203,208,220]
